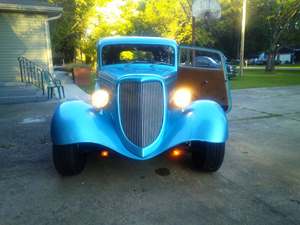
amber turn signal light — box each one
[99,150,109,158]
[169,148,185,158]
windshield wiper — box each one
[125,60,153,65]
[125,60,171,65]
[151,61,171,65]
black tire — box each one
[190,142,225,172]
[53,144,86,176]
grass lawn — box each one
[278,63,300,68]
[231,69,300,89]
[79,69,300,94]
[246,64,300,69]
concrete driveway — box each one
[0,86,300,225]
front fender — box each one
[51,101,141,159]
[51,100,228,160]
[162,100,228,150]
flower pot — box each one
[73,67,91,86]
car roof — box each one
[97,36,177,49]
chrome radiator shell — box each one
[118,79,164,148]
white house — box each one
[0,0,62,83]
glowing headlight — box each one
[91,89,109,109]
[172,88,192,109]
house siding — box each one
[0,12,49,82]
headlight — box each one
[171,88,192,109]
[91,89,109,109]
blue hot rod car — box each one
[51,36,231,176]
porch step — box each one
[0,82,27,87]
[0,84,48,104]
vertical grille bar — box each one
[119,80,164,147]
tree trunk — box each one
[265,51,275,72]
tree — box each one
[134,0,192,44]
[52,0,195,65]
[50,0,300,69]
[49,0,94,63]
[203,0,242,58]
[49,0,77,63]
[248,0,300,71]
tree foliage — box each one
[246,0,300,71]
[49,0,300,68]
[50,0,193,64]
[200,0,242,58]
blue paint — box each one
[51,36,230,160]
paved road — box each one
[53,71,91,102]
[0,86,300,225]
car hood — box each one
[100,64,177,80]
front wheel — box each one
[53,144,86,176]
[190,142,225,172]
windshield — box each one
[102,44,175,66]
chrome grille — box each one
[119,80,164,147]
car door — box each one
[177,46,231,112]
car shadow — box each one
[84,150,207,177]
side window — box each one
[180,47,222,69]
